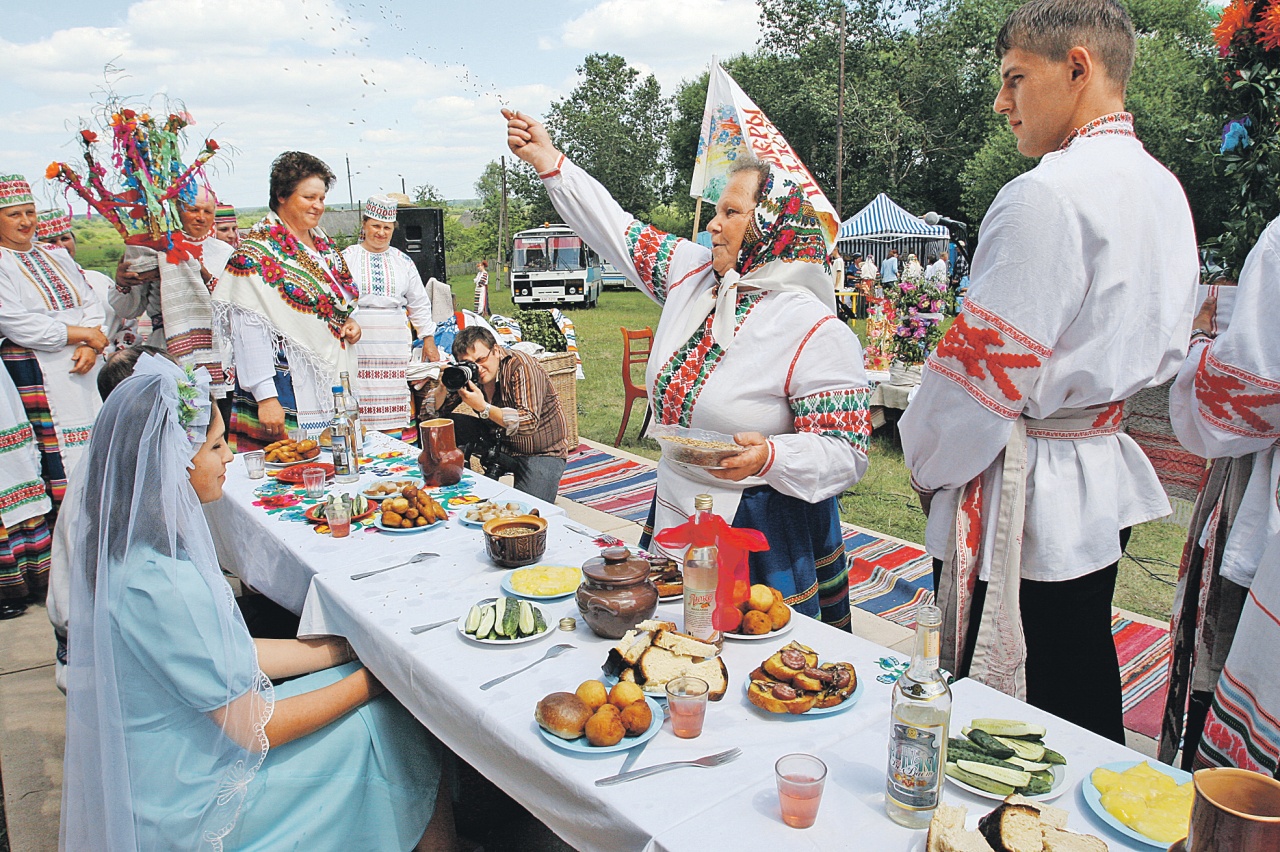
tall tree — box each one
[544,53,672,216]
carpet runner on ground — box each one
[556,442,1171,739]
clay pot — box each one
[576,547,659,639]
[417,418,464,487]
[1168,767,1280,852]
[483,515,548,568]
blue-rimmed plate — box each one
[500,566,581,600]
[539,695,664,754]
[373,517,444,534]
[1082,760,1193,847]
[743,674,864,717]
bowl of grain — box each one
[650,424,744,470]
[482,514,548,567]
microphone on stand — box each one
[924,212,972,266]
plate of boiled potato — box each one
[722,583,794,640]
[535,680,663,753]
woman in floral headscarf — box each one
[214,152,361,451]
[506,109,871,629]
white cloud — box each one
[555,0,760,86]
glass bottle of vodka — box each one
[330,386,359,484]
[681,493,722,649]
[885,604,952,828]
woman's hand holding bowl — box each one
[710,432,769,481]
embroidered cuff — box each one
[789,387,872,454]
[538,155,566,181]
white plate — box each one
[724,620,795,641]
[501,567,581,600]
[264,451,329,470]
[361,479,422,500]
[372,517,444,534]
[459,501,532,528]
[1081,760,1192,848]
[457,609,554,645]
[539,695,664,754]
[946,761,1068,803]
[743,673,864,717]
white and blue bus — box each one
[510,224,603,308]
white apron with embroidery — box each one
[0,367,51,526]
[0,245,104,480]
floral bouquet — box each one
[45,92,220,263]
[882,273,947,365]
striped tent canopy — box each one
[837,193,948,264]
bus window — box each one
[514,237,548,272]
[549,236,584,271]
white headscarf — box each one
[61,355,272,851]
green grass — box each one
[457,274,1185,620]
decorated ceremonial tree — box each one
[45,92,220,263]
[882,273,948,366]
[1209,0,1280,276]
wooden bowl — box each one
[482,514,548,568]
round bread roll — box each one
[535,692,593,740]
[620,700,653,736]
[748,584,775,612]
[585,709,626,747]
[767,602,791,631]
[576,680,608,711]
[741,610,772,635]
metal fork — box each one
[350,552,438,581]
[594,747,742,787]
[479,643,574,690]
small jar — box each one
[576,547,659,639]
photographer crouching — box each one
[432,326,569,503]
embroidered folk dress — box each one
[161,233,235,396]
[541,157,871,625]
[900,115,1199,705]
[0,366,52,601]
[341,244,435,439]
[1163,215,1280,775]
[214,214,358,451]
[0,244,104,507]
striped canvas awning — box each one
[838,193,948,242]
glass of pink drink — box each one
[775,753,827,829]
[665,676,709,739]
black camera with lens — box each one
[441,360,481,392]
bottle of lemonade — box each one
[681,493,722,649]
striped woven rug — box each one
[555,442,1171,739]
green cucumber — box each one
[946,763,1015,797]
[464,605,482,634]
[532,606,546,634]
[956,760,1031,789]
[970,718,1047,739]
[994,735,1046,762]
[476,605,495,638]
[1022,773,1053,796]
[965,728,1015,758]
[945,744,1022,771]
[502,596,522,638]
[518,600,535,636]
[492,598,508,636]
[1040,746,1067,766]
[1009,757,1051,772]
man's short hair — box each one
[997,0,1136,90]
[452,326,498,361]
[97,345,170,400]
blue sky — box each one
[2,0,761,210]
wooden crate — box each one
[537,351,579,448]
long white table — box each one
[206,432,563,614]
[215,438,1165,851]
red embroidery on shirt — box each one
[784,316,835,397]
[962,478,983,558]
[935,313,1043,403]
[1195,348,1280,435]
[1092,402,1124,429]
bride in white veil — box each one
[61,355,453,851]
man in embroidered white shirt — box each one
[900,0,1198,742]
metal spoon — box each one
[479,643,575,690]
[350,552,439,581]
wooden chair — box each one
[615,326,653,447]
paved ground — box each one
[0,439,1157,850]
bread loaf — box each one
[925,804,995,852]
[1004,794,1069,830]
[652,628,718,660]
[633,646,728,700]
[978,802,1045,852]
[534,692,593,740]
[1041,827,1109,851]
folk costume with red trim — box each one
[1162,215,1280,776]
[541,157,869,627]
[900,114,1200,712]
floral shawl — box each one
[213,212,359,433]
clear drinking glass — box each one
[326,500,351,538]
[243,451,265,479]
[776,753,827,829]
[665,676,709,739]
[302,467,326,499]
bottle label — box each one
[887,723,944,809]
[683,588,714,639]
[332,435,351,475]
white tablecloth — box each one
[207,431,564,614]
